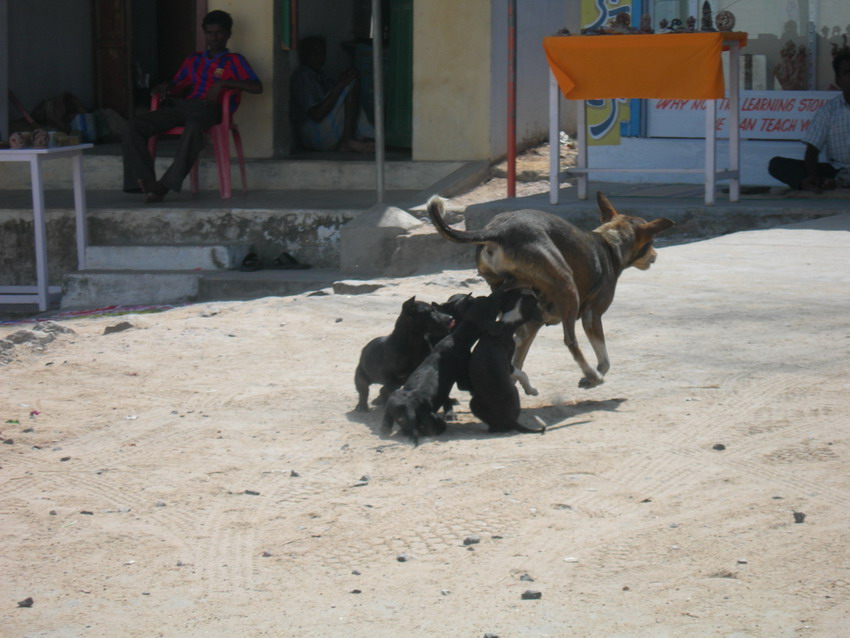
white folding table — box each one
[0,143,92,311]
[544,32,747,206]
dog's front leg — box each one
[381,411,395,434]
[582,311,610,377]
[562,315,604,388]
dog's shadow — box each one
[345,397,627,445]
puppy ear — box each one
[642,218,675,236]
[596,191,619,222]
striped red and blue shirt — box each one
[170,49,258,110]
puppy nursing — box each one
[467,288,546,434]
[354,192,672,445]
[382,288,519,445]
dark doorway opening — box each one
[93,0,203,119]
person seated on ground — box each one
[767,51,850,191]
[290,35,375,154]
[122,10,262,203]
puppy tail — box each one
[427,195,488,245]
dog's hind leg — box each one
[376,383,399,407]
[582,310,610,377]
[512,320,543,370]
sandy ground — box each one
[2,166,850,636]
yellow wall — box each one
[412,0,492,160]
[210,0,274,157]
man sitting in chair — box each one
[767,51,850,191]
[290,35,374,154]
[122,10,262,203]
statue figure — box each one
[773,41,807,90]
[700,0,716,31]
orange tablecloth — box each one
[543,32,748,100]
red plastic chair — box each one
[146,89,247,199]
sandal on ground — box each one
[239,252,263,272]
[268,252,311,270]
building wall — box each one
[412,0,493,160]
[210,0,275,158]
[412,0,576,161]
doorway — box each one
[93,0,203,119]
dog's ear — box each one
[642,218,675,236]
[596,191,619,222]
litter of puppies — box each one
[353,192,673,445]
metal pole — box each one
[507,0,517,198]
[372,0,385,203]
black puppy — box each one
[468,288,546,434]
[426,292,473,348]
[382,288,515,445]
[354,296,453,412]
[433,292,474,324]
[427,292,475,414]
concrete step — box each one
[61,271,203,308]
[61,268,342,309]
[0,153,467,192]
[85,243,252,271]
[196,269,343,302]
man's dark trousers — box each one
[768,156,838,190]
[122,98,222,192]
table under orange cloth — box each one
[543,32,748,100]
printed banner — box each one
[647,90,836,140]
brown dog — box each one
[427,192,673,389]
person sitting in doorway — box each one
[767,51,850,191]
[122,10,263,203]
[290,35,374,154]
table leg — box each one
[576,100,588,201]
[72,153,88,270]
[549,72,560,205]
[29,156,49,311]
[728,40,741,202]
[705,99,717,206]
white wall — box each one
[489,0,575,154]
[586,138,804,186]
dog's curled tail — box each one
[427,196,487,245]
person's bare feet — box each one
[339,138,375,154]
[138,178,168,203]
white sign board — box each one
[647,90,837,140]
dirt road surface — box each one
[2,209,849,637]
